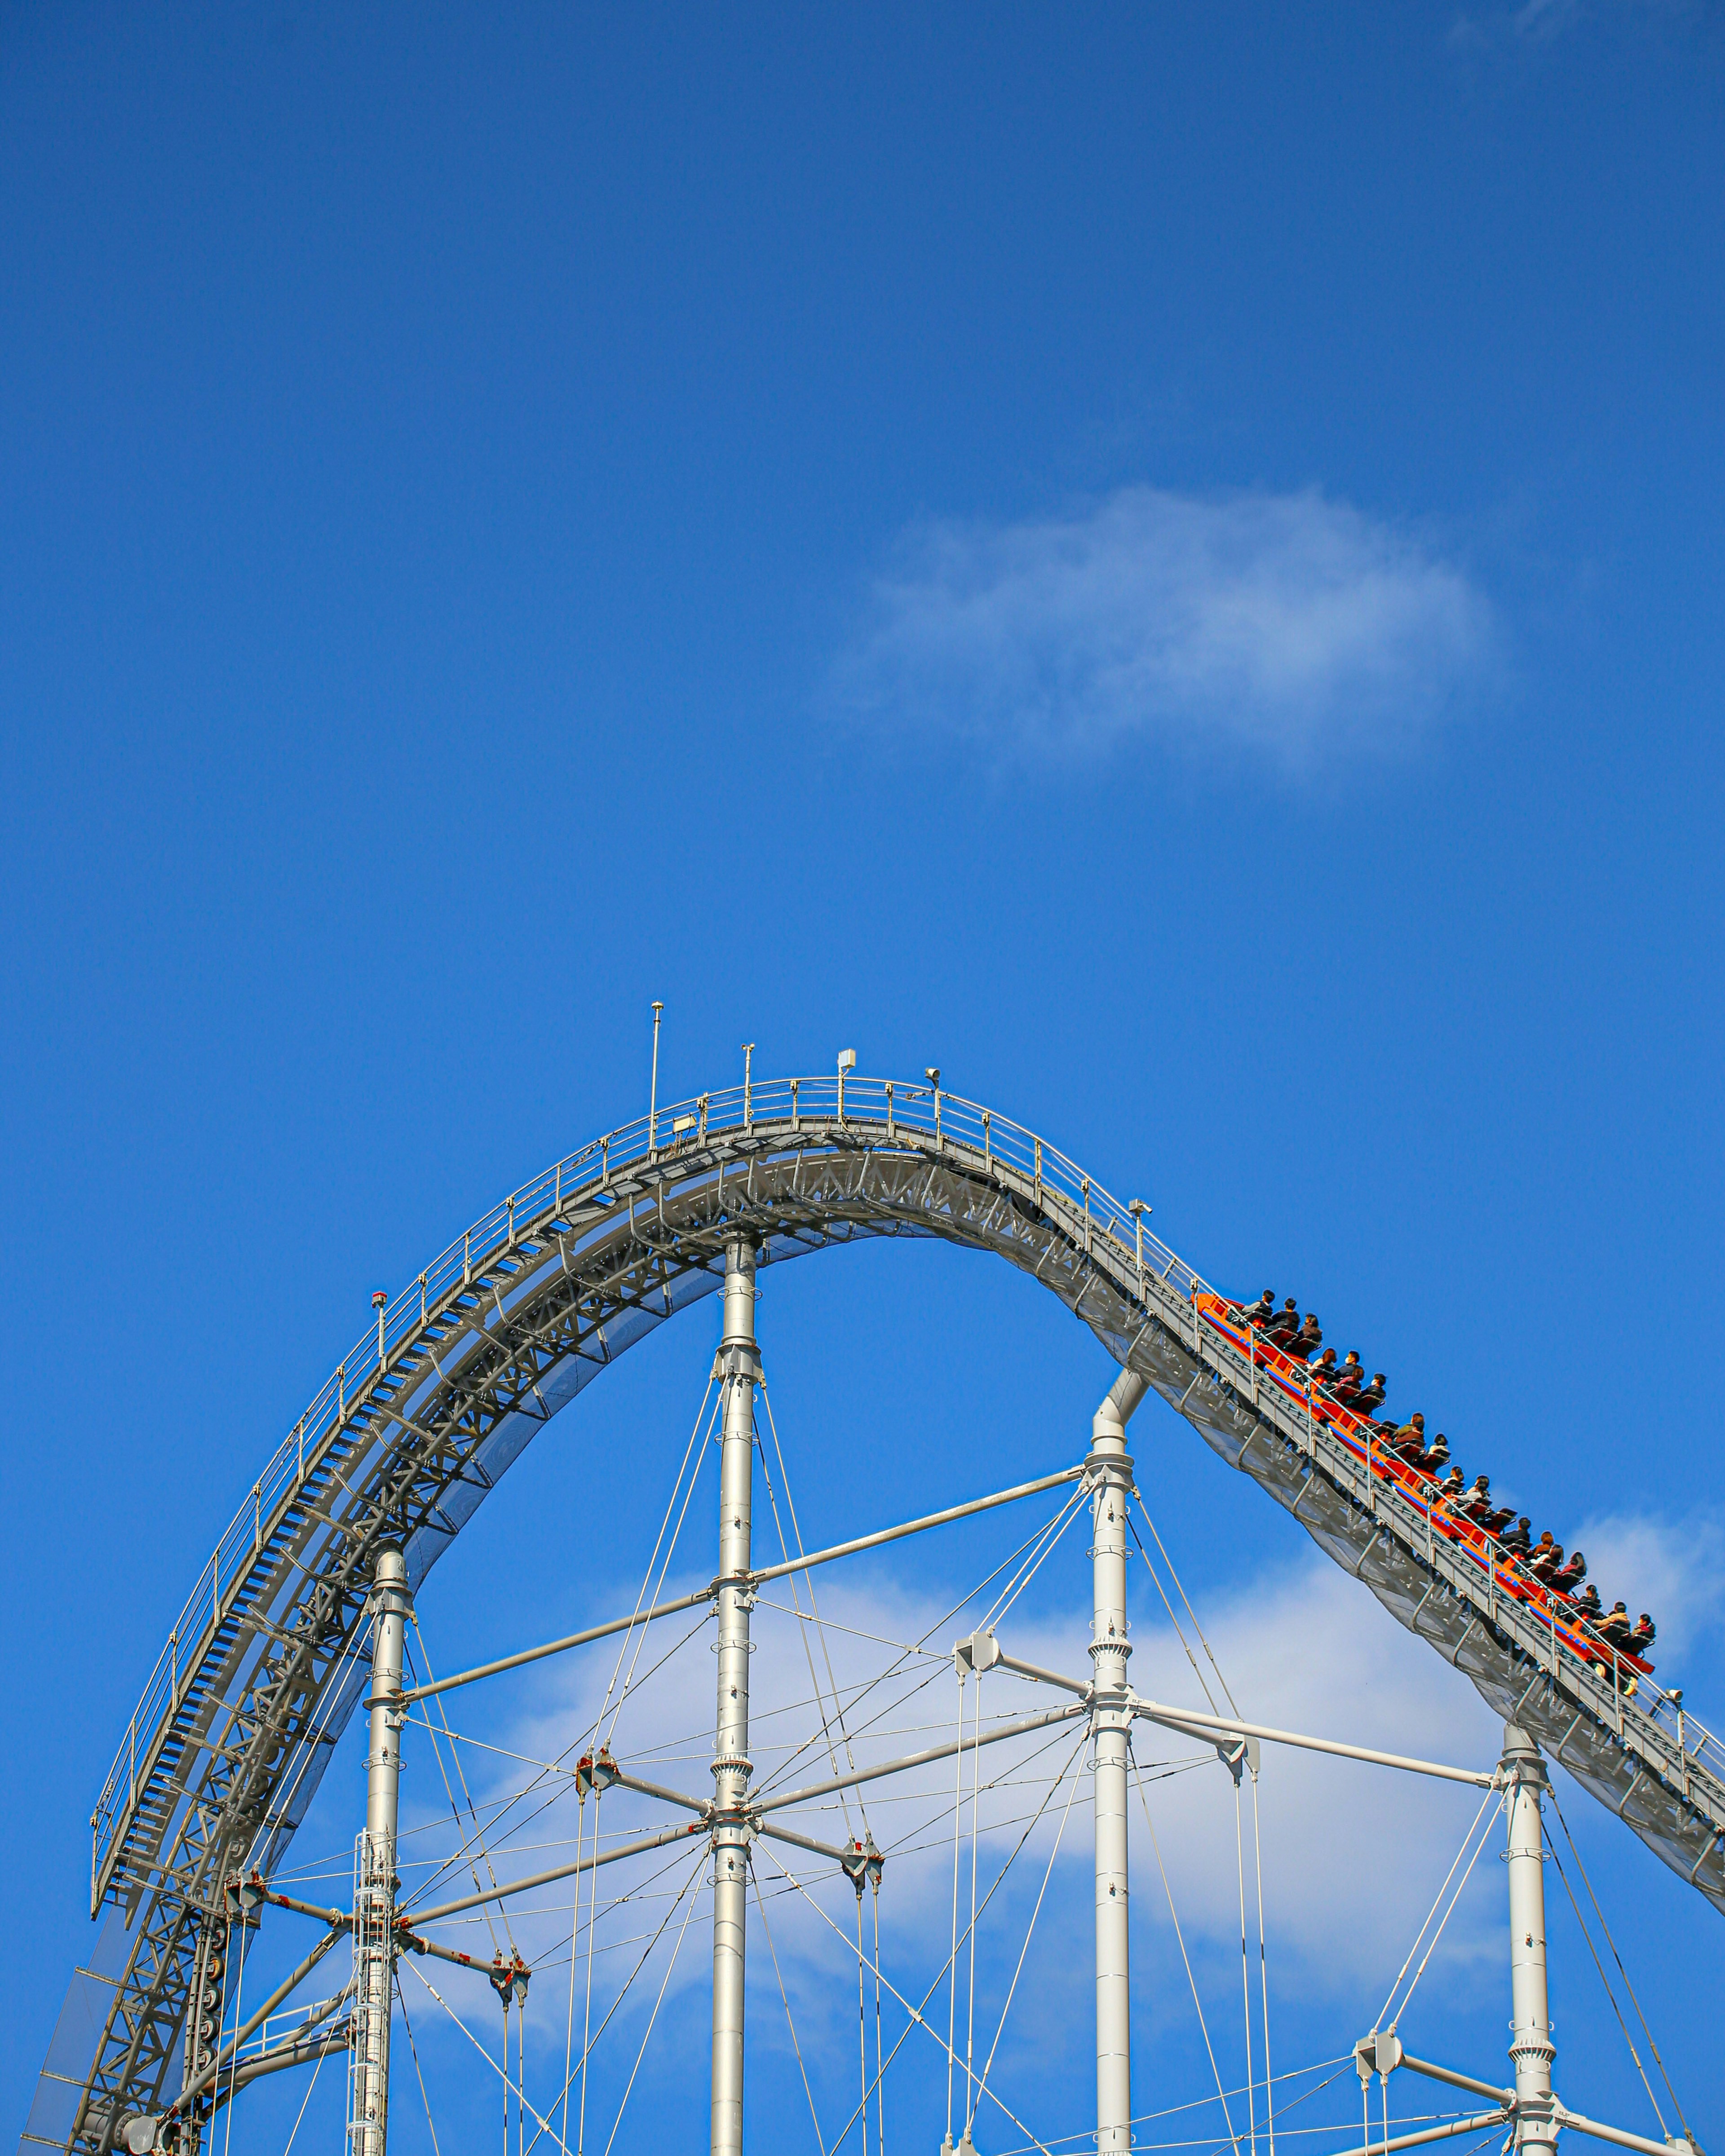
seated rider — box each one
[1289,1313,1323,1361]
[1331,1351,1366,1405]
[1574,1583,1603,1622]
[1355,1372,1388,1417]
[1551,1549,1587,1596]
[1627,1613,1656,1661]
[1241,1290,1276,1330]
[1416,1431,1451,1477]
[1309,1347,1340,1387]
[1501,1516,1532,1555]
[1597,1601,1633,1650]
[1265,1298,1302,1348]
[1459,1474,1495,1522]
[1435,1467,1466,1503]
[1529,1536,1563,1582]
[1389,1412,1425,1455]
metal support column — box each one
[349,1543,411,2156]
[711,1237,758,2156]
[1502,1723,1557,2156]
[1091,1369,1148,2156]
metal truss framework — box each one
[22,1075,1725,2154]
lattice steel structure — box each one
[22,1073,1725,2154]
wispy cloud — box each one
[831,486,1493,772]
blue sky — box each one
[4,4,1723,2150]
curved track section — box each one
[23,1075,1725,2154]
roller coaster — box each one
[20,1068,1724,2156]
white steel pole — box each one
[712,1236,758,2156]
[351,1543,411,2156]
[1091,1368,1148,2156]
[1502,1723,1557,2156]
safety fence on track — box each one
[88,1073,1725,1917]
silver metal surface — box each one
[31,1074,1725,2153]
[1091,1368,1145,2156]
[1504,1724,1556,2156]
[349,1546,409,2156]
[711,1236,756,2156]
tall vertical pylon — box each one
[349,1543,410,2156]
[711,1236,758,2156]
[1091,1367,1148,2156]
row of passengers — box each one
[1235,1294,1657,1666]
[1379,1418,1657,1662]
[1235,1294,1389,1414]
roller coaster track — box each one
[21,1074,1725,2155]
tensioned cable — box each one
[1377,1795,1499,2033]
[754,1388,857,1839]
[1132,1738,1243,2156]
[1127,1510,1220,1715]
[752,1497,1088,1803]
[599,1858,702,2156]
[1234,1778,1258,2156]
[947,1667,967,2152]
[1132,1494,1241,1717]
[872,1876,885,2156]
[398,1971,444,2156]
[1373,1788,1499,2032]
[1542,1817,1672,2135]
[1251,1769,1275,2156]
[973,1734,1088,2115]
[218,1882,246,2156]
[518,1847,709,2156]
[982,1486,1091,1633]
[558,1789,587,2156]
[278,2014,332,2156]
[576,1790,600,2156]
[599,1377,720,1756]
[820,1745,1087,2156]
[403,1959,569,2156]
[965,1667,985,2139]
[760,1374,871,1840]
[753,1861,829,2156]
[757,1844,1057,2156]
[407,1627,510,1960]
[401,1610,713,1910]
[982,2057,1354,2156]
[1545,1786,1690,2136]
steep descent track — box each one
[23,1074,1725,2155]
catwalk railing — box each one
[89,1074,1725,1919]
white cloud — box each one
[831,486,1493,770]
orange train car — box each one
[1193,1294,1652,1687]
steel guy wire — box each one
[947,1667,965,2152]
[761,1373,871,1838]
[518,1846,710,2156]
[1132,1493,1241,1716]
[599,1376,721,1757]
[1235,1777,1258,2156]
[965,1667,985,2138]
[754,1396,856,1838]
[278,2015,332,2156]
[753,1860,830,2156]
[818,1732,1088,2156]
[397,1971,445,2156]
[1252,1768,1276,2156]
[1542,1828,1668,2136]
[1377,1798,1498,2034]
[756,1843,1058,2156]
[872,1877,886,2156]
[559,1790,586,2156]
[1132,1736,1243,2156]
[407,1627,510,1959]
[857,1888,871,2156]
[973,1733,1088,2116]
[1373,1788,1499,2032]
[1546,1785,1690,2135]
[1128,1508,1220,1714]
[598,1852,703,2156]
[750,1496,1090,1803]
[402,1958,570,2156]
[972,2058,1354,2156]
